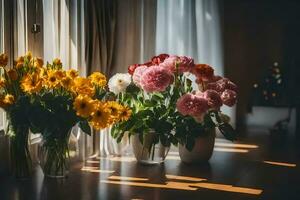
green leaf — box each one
[185,137,195,152]
[79,121,92,136]
[218,123,236,141]
[204,114,216,129]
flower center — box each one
[50,77,56,82]
[80,102,86,109]
[96,110,102,117]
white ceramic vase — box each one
[179,129,215,164]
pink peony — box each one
[160,55,195,74]
[194,91,204,97]
[178,56,194,73]
[140,65,173,92]
[221,89,237,107]
[151,54,170,65]
[176,93,209,117]
[226,80,238,92]
[159,55,179,73]
[203,90,223,109]
[132,65,148,88]
[206,82,226,93]
[209,75,222,83]
[215,78,238,92]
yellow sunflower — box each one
[73,95,94,118]
[53,58,62,66]
[105,101,122,122]
[119,106,132,121]
[21,73,42,94]
[66,69,79,79]
[25,51,32,61]
[89,101,111,130]
[73,77,95,97]
[61,76,74,90]
[37,67,47,78]
[15,56,24,69]
[88,72,107,87]
[0,78,6,88]
[3,94,15,105]
[31,57,44,68]
[0,54,8,66]
[7,69,18,81]
[44,69,63,88]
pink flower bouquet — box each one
[111,53,238,151]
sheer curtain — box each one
[85,0,157,157]
[42,0,89,161]
[0,0,28,131]
[156,0,235,125]
[14,0,28,57]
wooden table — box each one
[1,130,300,200]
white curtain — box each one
[14,0,28,56]
[0,0,28,131]
[156,0,235,125]
[42,0,85,72]
[42,0,90,161]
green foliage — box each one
[27,91,90,139]
[79,121,91,136]
[218,123,236,141]
[111,74,237,150]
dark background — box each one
[222,0,300,132]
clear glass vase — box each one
[9,124,32,179]
[132,132,170,165]
[38,134,70,178]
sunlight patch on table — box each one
[215,142,259,149]
[108,175,149,181]
[214,147,249,153]
[263,161,296,167]
[81,166,115,173]
[165,174,207,182]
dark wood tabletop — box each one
[1,129,300,200]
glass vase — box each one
[9,125,32,179]
[38,131,71,178]
[132,131,170,165]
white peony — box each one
[108,73,132,94]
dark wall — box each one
[222,0,300,131]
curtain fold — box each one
[85,0,117,76]
[42,0,89,161]
[155,0,235,125]
[85,0,157,157]
[112,0,157,74]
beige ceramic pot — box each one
[179,129,215,164]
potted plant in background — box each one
[0,52,35,178]
[176,63,238,163]
[22,58,128,178]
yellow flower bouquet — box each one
[0,52,34,178]
[21,56,130,178]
